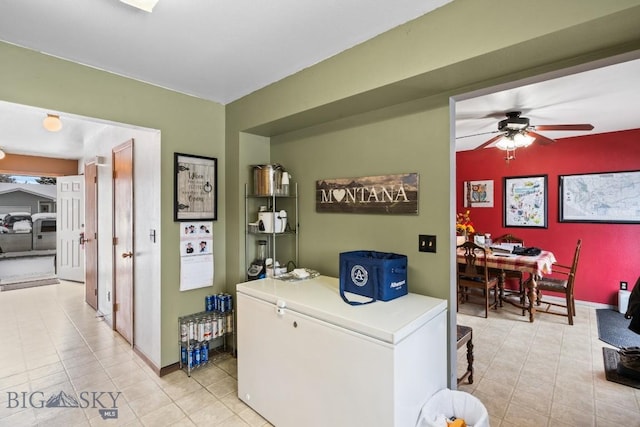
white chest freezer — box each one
[236,276,447,427]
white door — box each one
[57,176,85,282]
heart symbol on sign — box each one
[333,189,346,202]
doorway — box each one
[449,52,640,388]
[0,100,161,365]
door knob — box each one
[121,251,133,258]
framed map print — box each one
[503,175,548,228]
[559,170,640,223]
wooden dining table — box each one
[456,248,557,322]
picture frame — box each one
[503,175,548,228]
[463,179,494,208]
[559,170,640,223]
[315,173,419,214]
[174,153,217,221]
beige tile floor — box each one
[457,299,640,426]
[2,280,639,426]
[0,280,270,427]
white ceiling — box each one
[0,0,452,105]
[455,56,640,152]
[0,0,452,160]
[0,0,639,161]
[0,100,134,159]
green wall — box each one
[2,0,640,373]
[225,0,640,290]
[0,41,226,367]
[225,0,640,385]
[270,103,451,299]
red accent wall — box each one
[456,128,640,306]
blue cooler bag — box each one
[339,251,408,305]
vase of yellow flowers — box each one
[456,210,475,244]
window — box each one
[40,220,56,233]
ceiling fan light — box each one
[495,135,516,150]
[43,114,63,132]
[513,132,535,147]
[119,0,159,12]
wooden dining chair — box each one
[493,233,524,245]
[456,325,474,385]
[457,241,499,318]
[493,234,524,302]
[534,239,582,325]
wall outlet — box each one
[620,281,628,290]
[419,235,436,253]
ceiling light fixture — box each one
[43,114,63,132]
[496,131,535,150]
[119,0,159,12]
[495,130,535,161]
[0,148,6,160]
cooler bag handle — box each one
[339,261,378,306]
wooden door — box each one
[84,162,98,310]
[56,175,85,282]
[113,140,134,345]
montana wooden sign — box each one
[316,173,418,214]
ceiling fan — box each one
[466,111,594,151]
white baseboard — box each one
[542,294,615,310]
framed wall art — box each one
[174,153,218,221]
[315,173,418,214]
[559,170,640,223]
[463,179,494,208]
[503,175,547,228]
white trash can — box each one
[416,388,489,427]
[619,289,631,314]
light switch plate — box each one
[419,235,436,253]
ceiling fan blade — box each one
[534,124,594,131]
[455,130,499,139]
[527,130,555,145]
[475,134,503,150]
